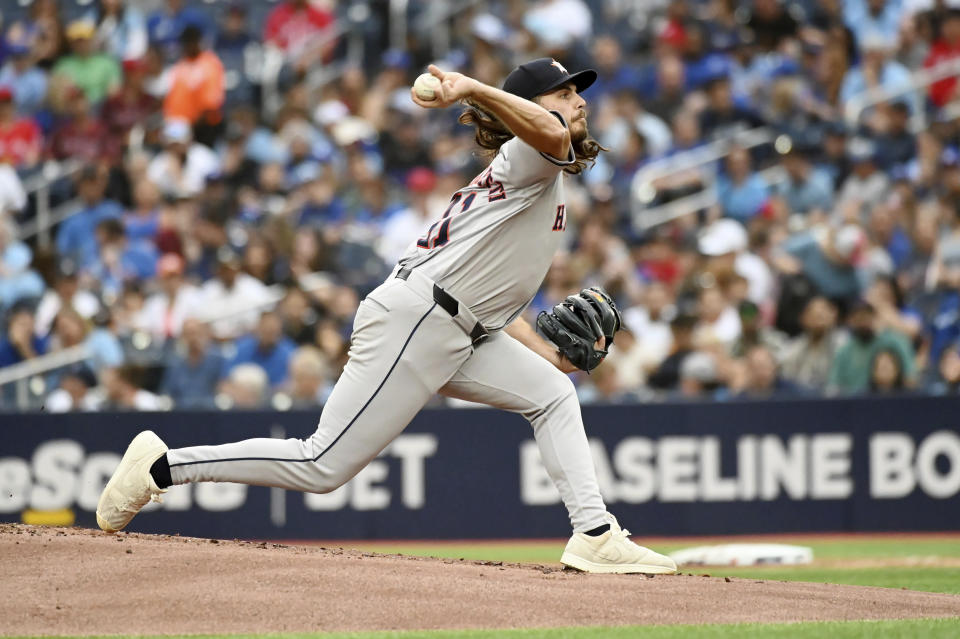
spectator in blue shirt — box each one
[51,307,124,373]
[84,218,158,299]
[717,146,769,224]
[0,304,48,367]
[698,75,765,142]
[840,33,919,120]
[875,101,917,170]
[160,318,225,408]
[224,311,296,387]
[775,146,834,215]
[147,0,214,61]
[779,225,868,305]
[213,2,258,108]
[924,241,960,366]
[734,344,804,399]
[56,167,123,268]
[933,342,960,394]
[123,180,161,247]
[0,215,45,309]
[844,0,903,45]
[0,37,48,115]
[642,54,689,122]
[588,35,644,99]
[86,0,149,61]
[868,203,913,270]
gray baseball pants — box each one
[167,270,609,532]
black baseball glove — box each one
[537,286,622,372]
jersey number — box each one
[417,192,477,249]
[416,168,506,249]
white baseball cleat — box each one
[560,515,677,574]
[96,430,168,533]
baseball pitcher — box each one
[96,58,676,574]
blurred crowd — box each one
[3,0,960,412]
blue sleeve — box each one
[811,171,835,209]
[902,306,923,324]
[268,340,296,385]
[184,8,215,40]
[88,331,124,369]
[839,69,862,106]
[103,201,124,219]
[221,354,235,380]
[146,13,161,42]
[125,7,147,31]
[4,242,32,272]
[752,174,770,198]
[127,245,158,279]
[159,359,180,397]
[783,233,815,258]
[0,340,19,367]
[223,338,251,377]
[843,0,867,30]
[56,217,76,256]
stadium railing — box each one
[0,271,337,411]
[303,0,491,94]
[416,0,491,61]
[633,55,960,232]
[190,271,334,326]
[386,0,492,59]
[19,159,84,249]
[629,127,784,231]
[298,17,362,105]
[844,55,960,132]
[0,343,91,410]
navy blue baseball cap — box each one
[502,58,597,101]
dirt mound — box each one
[3,524,959,636]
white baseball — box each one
[414,73,441,101]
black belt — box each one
[396,267,488,345]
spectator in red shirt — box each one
[925,9,960,108]
[263,0,334,71]
[0,86,42,169]
[101,58,162,153]
[47,85,113,163]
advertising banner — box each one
[1,397,958,539]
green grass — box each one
[17,617,960,638]
[342,536,960,595]
[701,566,960,594]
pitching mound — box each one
[3,524,959,636]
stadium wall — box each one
[2,398,959,538]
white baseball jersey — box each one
[398,112,575,330]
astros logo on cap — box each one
[550,59,568,74]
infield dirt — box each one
[3,523,960,636]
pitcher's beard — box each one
[571,119,589,143]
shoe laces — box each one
[604,513,630,537]
[603,514,634,542]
